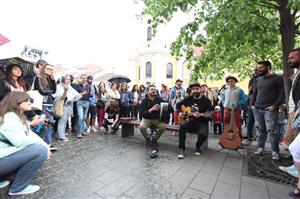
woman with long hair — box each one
[34,61,56,146]
[119,83,132,117]
[108,82,120,100]
[0,91,50,195]
[131,84,140,120]
[103,99,120,134]
[97,82,110,131]
[138,84,146,121]
[0,64,27,101]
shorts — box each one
[88,105,97,117]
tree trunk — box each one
[278,0,296,103]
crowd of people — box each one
[0,48,300,197]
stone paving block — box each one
[125,181,171,199]
[218,167,242,187]
[161,160,205,198]
[95,169,126,184]
[267,182,293,199]
[241,182,269,199]
[96,175,140,198]
[201,160,224,175]
[242,176,267,188]
[189,171,218,194]
[223,156,243,170]
[180,188,210,199]
[211,181,239,199]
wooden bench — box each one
[119,117,208,149]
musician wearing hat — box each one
[176,82,212,159]
[221,75,247,140]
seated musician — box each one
[176,83,212,159]
[140,85,167,149]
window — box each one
[166,63,173,78]
[146,62,152,78]
[147,27,152,41]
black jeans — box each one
[246,107,255,140]
[213,123,222,134]
[103,119,120,131]
[179,121,209,150]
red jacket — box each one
[212,111,222,123]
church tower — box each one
[134,16,178,88]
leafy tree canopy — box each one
[139,0,300,81]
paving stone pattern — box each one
[0,129,293,199]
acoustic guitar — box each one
[219,109,241,149]
[178,105,211,125]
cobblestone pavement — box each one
[0,128,293,199]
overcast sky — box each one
[0,0,192,72]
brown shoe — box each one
[82,132,91,136]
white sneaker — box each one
[177,149,184,159]
[86,127,91,133]
[272,151,279,160]
[99,126,105,131]
[92,126,98,132]
[9,185,40,195]
[254,148,264,156]
[0,180,9,188]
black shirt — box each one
[176,95,212,123]
[106,107,119,121]
[252,74,284,109]
[140,96,164,120]
[74,83,91,102]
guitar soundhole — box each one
[226,130,235,140]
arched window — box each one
[146,62,152,78]
[166,63,173,78]
[147,26,152,41]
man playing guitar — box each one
[176,83,212,159]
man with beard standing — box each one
[251,61,285,160]
[176,83,212,159]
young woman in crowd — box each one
[108,82,120,100]
[119,83,132,117]
[172,89,184,135]
[0,91,50,195]
[97,82,110,131]
[0,64,27,101]
[103,99,120,134]
[34,61,56,147]
[131,84,140,120]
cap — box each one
[225,75,238,83]
[189,82,201,88]
[175,79,183,83]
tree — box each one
[140,0,300,98]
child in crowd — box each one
[212,106,222,135]
[171,90,184,135]
[103,99,120,134]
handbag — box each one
[27,77,44,110]
[55,97,65,117]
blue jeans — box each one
[253,108,279,152]
[57,103,72,139]
[42,104,54,145]
[0,144,47,193]
[76,101,89,133]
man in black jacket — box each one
[140,85,166,148]
[176,83,212,159]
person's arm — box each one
[238,89,248,108]
[273,75,285,108]
[112,113,119,126]
[0,79,10,101]
[251,79,258,107]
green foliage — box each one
[139,0,300,81]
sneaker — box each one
[177,149,184,159]
[254,148,264,156]
[92,126,98,132]
[279,164,296,173]
[58,138,69,142]
[48,144,58,151]
[82,132,91,136]
[272,151,280,160]
[77,133,82,138]
[9,185,40,195]
[0,180,9,188]
[86,127,91,133]
[287,166,299,178]
[99,126,105,131]
[242,140,252,146]
[195,147,202,156]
